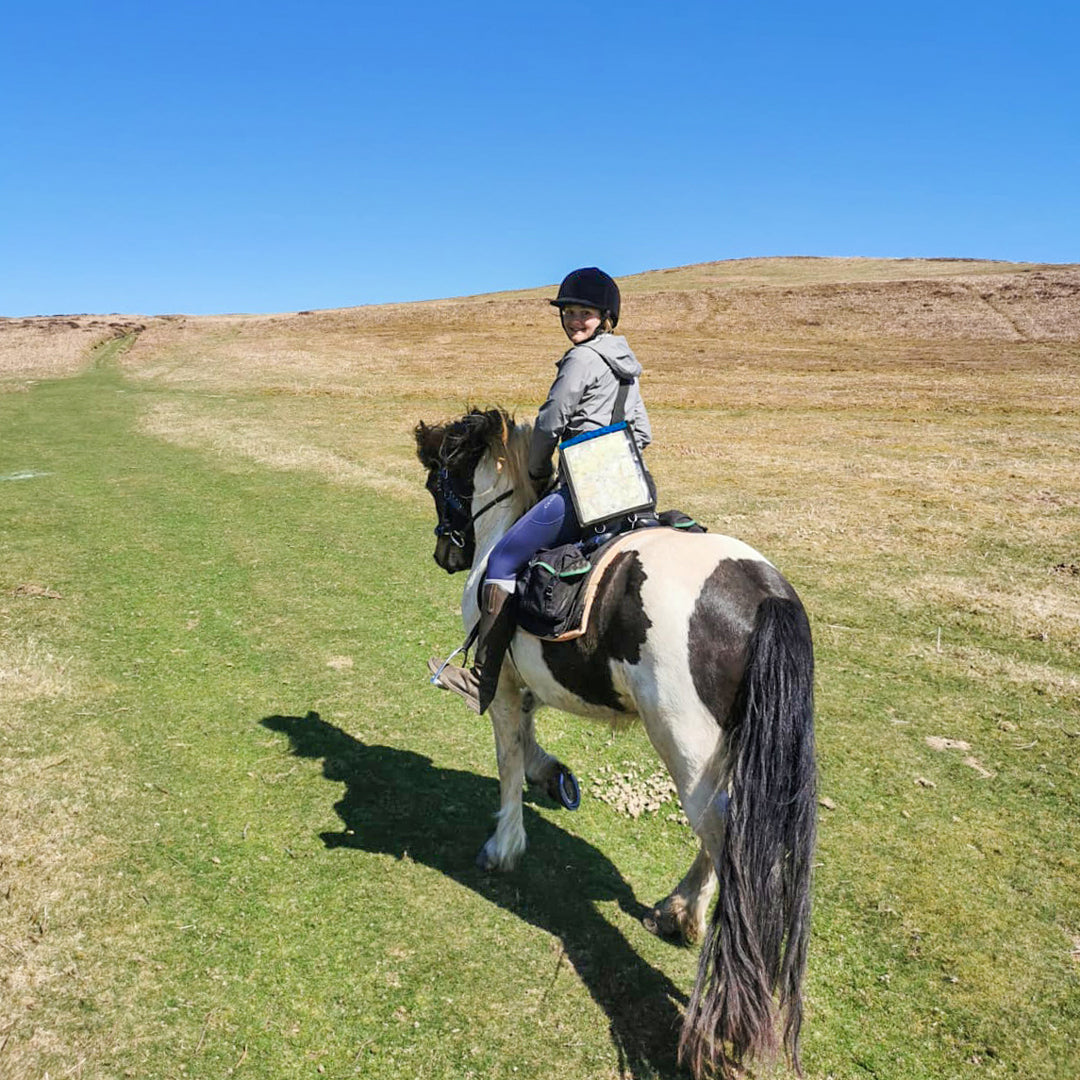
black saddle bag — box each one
[658,509,707,533]
[515,543,592,639]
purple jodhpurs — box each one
[486,486,581,583]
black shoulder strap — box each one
[611,378,632,424]
[582,343,634,426]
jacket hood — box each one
[574,333,642,379]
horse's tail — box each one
[679,595,817,1080]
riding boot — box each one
[473,583,516,713]
[429,584,515,715]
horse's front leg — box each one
[476,682,528,871]
[521,692,581,810]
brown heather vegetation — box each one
[5,255,1079,683]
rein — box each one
[471,488,515,530]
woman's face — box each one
[560,304,602,345]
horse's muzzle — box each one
[434,537,470,574]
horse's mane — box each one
[469,407,536,520]
[499,414,538,518]
[415,406,539,519]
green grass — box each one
[1,348,700,1079]
[2,338,1078,1079]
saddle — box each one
[515,510,706,641]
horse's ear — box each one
[414,421,443,468]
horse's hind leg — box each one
[645,841,717,946]
[476,683,528,871]
[638,698,730,945]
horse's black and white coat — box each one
[416,408,817,1080]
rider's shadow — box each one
[260,711,688,1079]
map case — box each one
[557,422,655,527]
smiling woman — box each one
[430,268,652,715]
[560,304,602,344]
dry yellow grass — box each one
[0,636,75,703]
[6,257,1078,665]
[108,260,1080,412]
[0,316,144,390]
[139,399,418,497]
[1,256,1078,1078]
[107,259,1080,713]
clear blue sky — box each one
[3,1,1077,316]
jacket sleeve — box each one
[528,351,592,479]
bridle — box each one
[429,462,514,551]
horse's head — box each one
[414,408,513,573]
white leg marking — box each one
[481,684,528,870]
[647,842,718,943]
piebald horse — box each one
[415,407,817,1080]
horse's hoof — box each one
[643,902,697,945]
[476,841,498,871]
[643,907,676,939]
[544,765,581,810]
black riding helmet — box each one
[549,267,621,328]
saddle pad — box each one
[520,528,671,643]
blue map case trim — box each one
[558,421,628,450]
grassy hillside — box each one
[2,258,1078,1079]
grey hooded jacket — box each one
[528,332,652,481]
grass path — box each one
[2,339,1078,1078]
[1,347,703,1079]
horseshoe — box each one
[556,766,581,811]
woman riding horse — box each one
[416,401,817,1079]
[432,267,652,714]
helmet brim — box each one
[550,297,603,310]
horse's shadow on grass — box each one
[261,711,688,1079]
